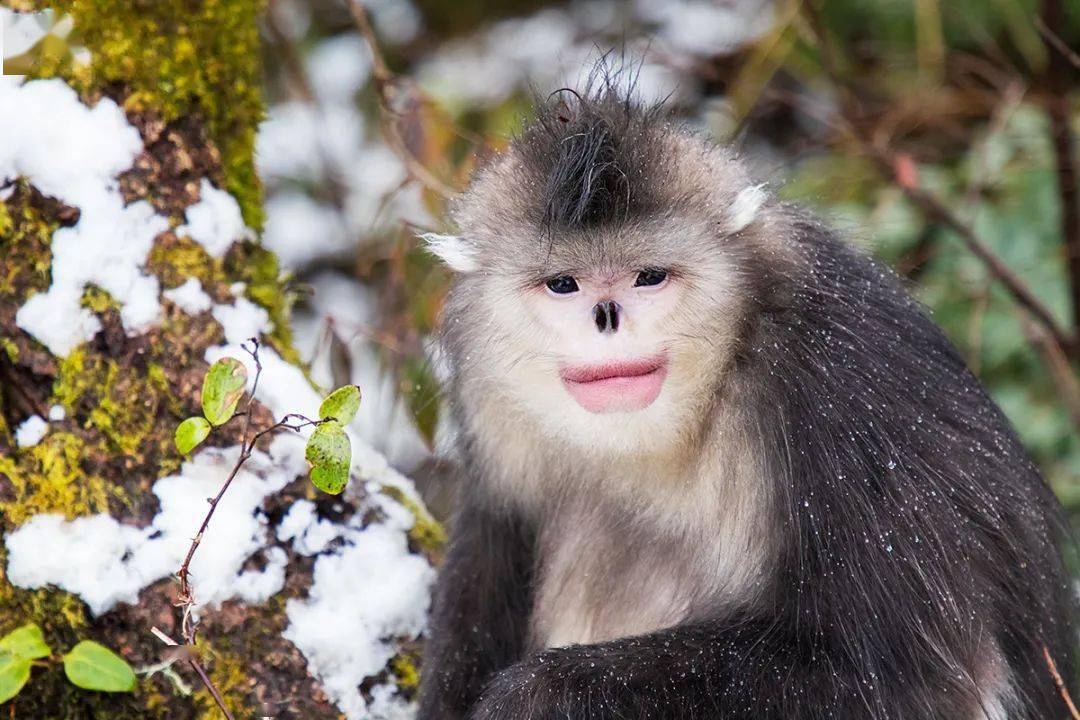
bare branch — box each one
[1022,316,1080,434]
[151,627,234,720]
[1040,0,1080,334]
[1035,16,1080,71]
[345,0,460,200]
[871,145,1076,356]
[1043,645,1080,719]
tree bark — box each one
[0,3,436,718]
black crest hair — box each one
[518,58,667,230]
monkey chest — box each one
[528,513,747,649]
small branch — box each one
[176,339,264,645]
[1022,316,1080,434]
[1040,0,1080,333]
[151,627,233,720]
[1043,645,1080,719]
[1035,16,1080,71]
[168,339,329,720]
[873,146,1076,356]
[345,0,460,200]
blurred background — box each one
[11,0,1080,520]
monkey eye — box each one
[634,269,668,287]
[545,275,579,295]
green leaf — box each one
[305,421,351,494]
[201,357,248,426]
[0,624,50,660]
[319,385,362,424]
[174,416,212,455]
[62,641,136,693]
[0,653,31,704]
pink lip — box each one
[560,356,668,413]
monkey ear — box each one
[420,233,480,273]
[727,184,767,234]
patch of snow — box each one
[284,520,435,720]
[47,404,65,421]
[2,78,167,356]
[417,9,588,110]
[276,500,343,555]
[635,0,774,57]
[212,297,272,346]
[256,101,365,184]
[267,0,312,40]
[263,191,351,271]
[6,514,155,615]
[14,415,47,448]
[365,0,422,45]
[4,441,296,616]
[163,278,213,315]
[176,178,252,257]
[308,34,372,105]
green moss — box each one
[0,433,117,526]
[80,284,119,313]
[381,486,447,556]
[87,358,172,457]
[52,347,92,409]
[0,5,340,718]
[0,199,12,237]
[52,346,177,462]
[390,652,421,691]
[192,639,253,719]
[0,557,186,718]
[30,0,267,229]
[147,234,227,291]
[0,186,57,303]
[0,336,18,362]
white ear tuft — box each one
[420,233,479,273]
[727,184,767,234]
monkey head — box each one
[428,91,789,460]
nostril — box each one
[592,301,620,333]
[593,303,608,332]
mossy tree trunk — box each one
[0,3,433,718]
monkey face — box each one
[530,265,676,414]
[428,99,782,459]
[430,211,752,458]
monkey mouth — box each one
[559,356,668,414]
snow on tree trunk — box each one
[0,3,440,718]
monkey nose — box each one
[593,300,620,333]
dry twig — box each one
[1040,0,1080,334]
[346,0,460,200]
[1043,645,1080,719]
